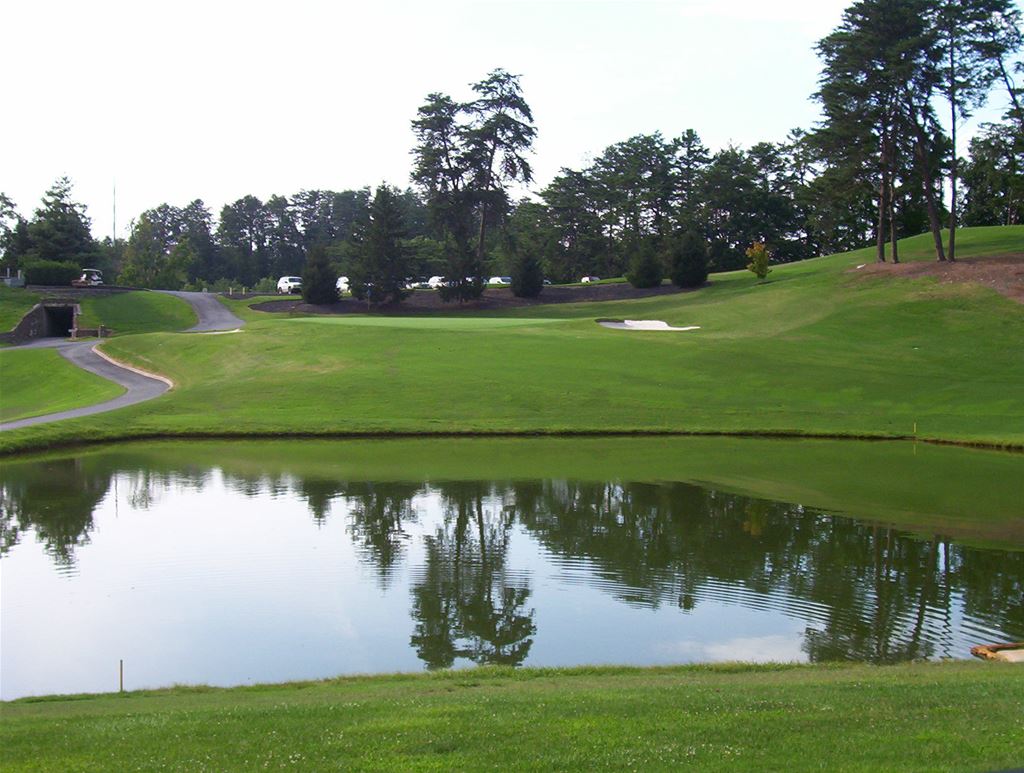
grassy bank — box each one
[1,226,1021,454]
[0,348,124,422]
[0,285,40,332]
[77,290,196,335]
[3,662,1022,771]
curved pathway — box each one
[0,292,244,432]
[160,290,244,332]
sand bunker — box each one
[598,319,700,332]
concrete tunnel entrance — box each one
[43,305,75,337]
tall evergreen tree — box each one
[301,244,338,305]
[463,69,537,263]
[411,91,480,302]
[349,186,410,306]
[815,0,932,263]
[25,178,97,266]
[934,0,1022,259]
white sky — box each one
[2,0,1018,240]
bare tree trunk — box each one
[948,43,958,262]
[476,146,498,264]
[887,135,899,263]
[877,140,889,263]
[910,107,946,260]
[889,175,899,264]
[998,58,1024,134]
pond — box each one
[2,437,1022,699]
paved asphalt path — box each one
[159,290,244,332]
[0,291,244,432]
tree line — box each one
[1,0,1020,301]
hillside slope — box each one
[2,226,1022,453]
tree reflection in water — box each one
[2,459,1021,665]
[410,482,536,668]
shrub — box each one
[746,242,772,281]
[302,245,339,305]
[24,260,80,286]
[668,231,709,288]
[625,242,663,288]
[510,252,544,298]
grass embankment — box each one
[0,348,124,422]
[76,290,196,335]
[0,286,40,332]
[1,226,1021,453]
[2,662,1022,771]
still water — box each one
[2,438,1022,699]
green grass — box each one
[76,290,196,336]
[2,662,1021,771]
[1,226,1021,454]
[0,348,124,422]
[0,286,40,331]
[288,315,566,330]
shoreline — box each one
[3,426,1022,459]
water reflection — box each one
[0,458,108,570]
[410,483,535,668]
[2,452,1022,676]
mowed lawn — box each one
[2,662,1022,772]
[1,226,1022,452]
[0,348,124,423]
[76,290,196,335]
[0,286,40,333]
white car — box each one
[427,275,445,289]
[277,276,303,294]
[581,275,600,284]
[488,276,512,286]
[336,276,350,293]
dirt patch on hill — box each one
[851,253,1024,304]
[252,281,700,315]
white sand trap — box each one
[598,319,700,332]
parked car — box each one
[427,275,445,289]
[72,268,104,287]
[581,275,600,283]
[336,276,350,293]
[277,276,303,294]
[487,276,512,286]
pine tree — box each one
[668,231,709,288]
[302,244,338,305]
[625,240,663,288]
[350,186,410,306]
[25,178,97,266]
[510,250,544,298]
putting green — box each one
[285,316,568,330]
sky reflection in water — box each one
[2,448,1022,700]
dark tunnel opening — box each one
[44,306,74,337]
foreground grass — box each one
[0,348,124,422]
[2,662,1021,771]
[1,226,1021,453]
[77,290,196,336]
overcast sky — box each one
[2,0,1018,240]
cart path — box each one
[0,292,243,432]
[159,290,245,332]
